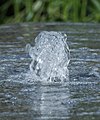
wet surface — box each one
[0,23,100,120]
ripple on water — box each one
[0,24,100,120]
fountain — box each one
[0,23,99,120]
[26,31,70,82]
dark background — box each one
[0,0,100,25]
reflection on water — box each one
[40,83,70,119]
[0,23,100,120]
[0,75,71,120]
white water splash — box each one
[26,31,70,82]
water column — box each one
[26,31,70,82]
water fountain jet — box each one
[26,31,70,82]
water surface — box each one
[0,23,100,120]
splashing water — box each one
[26,31,70,82]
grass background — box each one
[0,0,100,24]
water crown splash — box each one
[26,31,70,82]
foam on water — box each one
[26,31,70,82]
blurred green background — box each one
[0,0,100,25]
